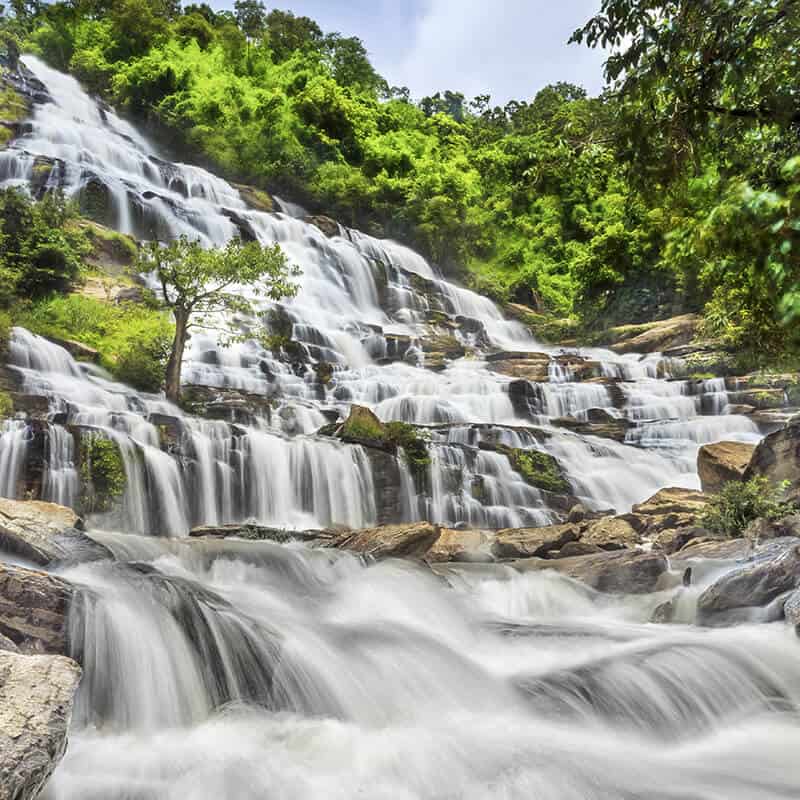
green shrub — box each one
[17,294,173,391]
[701,476,793,538]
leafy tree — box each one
[139,237,298,402]
[264,9,322,62]
[571,0,800,180]
[234,0,265,39]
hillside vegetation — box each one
[1,0,799,364]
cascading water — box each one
[1,56,796,799]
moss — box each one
[0,84,26,148]
[340,405,386,442]
[234,183,274,213]
[0,309,11,357]
[314,361,334,385]
[385,421,431,478]
[499,445,569,494]
[79,434,127,514]
[75,220,139,268]
[0,390,13,418]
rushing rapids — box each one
[1,56,799,799]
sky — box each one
[206,1,608,104]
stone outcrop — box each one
[426,528,492,563]
[0,563,72,654]
[745,417,800,502]
[492,523,579,559]
[785,589,800,634]
[605,314,699,355]
[553,408,631,442]
[580,516,640,550]
[516,549,668,594]
[697,441,755,493]
[631,487,709,539]
[332,522,440,560]
[697,538,800,624]
[0,651,81,800]
[0,498,110,566]
[188,523,324,543]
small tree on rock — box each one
[139,236,297,403]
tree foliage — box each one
[3,0,800,365]
[139,236,297,401]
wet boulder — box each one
[697,539,800,624]
[426,528,492,563]
[305,214,341,238]
[553,408,631,442]
[606,314,699,355]
[0,498,110,566]
[630,487,709,539]
[332,522,441,560]
[0,651,81,800]
[785,589,800,635]
[493,523,580,559]
[745,416,800,502]
[580,516,641,551]
[0,563,73,654]
[516,549,668,594]
[697,441,755,493]
[487,351,551,383]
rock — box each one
[0,498,110,566]
[0,651,81,800]
[743,514,800,543]
[0,563,72,654]
[516,550,668,594]
[46,337,100,363]
[507,379,542,417]
[188,523,323,543]
[632,487,709,517]
[488,351,551,383]
[333,522,440,560]
[567,503,587,523]
[426,528,492,563]
[553,409,631,442]
[652,525,711,555]
[305,214,341,238]
[232,183,273,213]
[607,314,699,355]
[549,540,603,558]
[697,539,800,622]
[580,516,640,550]
[785,589,800,634]
[672,537,751,561]
[697,441,755,493]
[336,405,392,451]
[745,417,800,502]
[492,523,580,559]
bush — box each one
[79,434,126,514]
[701,476,793,538]
[18,294,173,391]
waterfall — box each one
[0,52,795,800]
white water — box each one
[1,55,796,800]
[43,536,800,799]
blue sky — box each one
[205,1,608,104]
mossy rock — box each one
[497,445,570,494]
[233,183,274,213]
[335,407,431,483]
[77,220,139,270]
[0,84,26,149]
[78,176,116,228]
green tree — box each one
[139,237,298,403]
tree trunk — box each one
[165,307,188,404]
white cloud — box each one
[391,0,607,104]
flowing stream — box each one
[1,56,798,799]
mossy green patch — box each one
[0,84,26,148]
[79,434,127,514]
[0,389,13,418]
[499,445,570,494]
